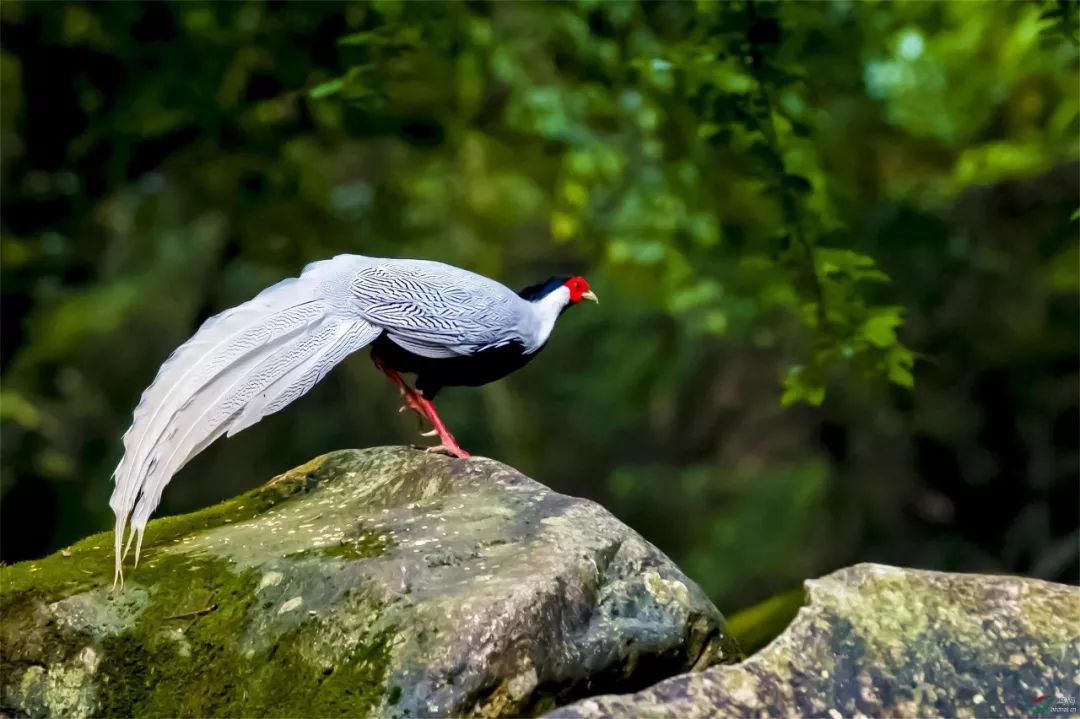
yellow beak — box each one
[581,290,598,304]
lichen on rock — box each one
[1,447,736,718]
[548,563,1080,719]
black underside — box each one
[371,332,539,398]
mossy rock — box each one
[1,448,737,718]
[549,563,1080,718]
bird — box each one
[109,254,597,585]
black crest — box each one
[517,275,572,302]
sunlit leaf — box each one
[780,365,826,407]
[309,78,344,99]
[862,307,905,349]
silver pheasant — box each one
[110,254,597,585]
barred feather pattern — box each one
[351,259,549,355]
[110,254,569,586]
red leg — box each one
[375,358,469,458]
[390,375,428,426]
[374,359,426,426]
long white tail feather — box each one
[127,318,338,527]
[117,260,356,497]
[111,299,321,537]
[110,257,379,586]
[117,278,302,484]
[122,301,325,502]
[123,318,363,564]
[228,320,381,437]
[114,319,316,556]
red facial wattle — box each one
[563,276,596,304]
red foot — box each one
[413,395,469,457]
[424,442,471,459]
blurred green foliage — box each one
[1,1,1077,614]
[313,0,919,406]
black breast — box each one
[371,332,540,399]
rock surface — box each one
[1,448,737,718]
[550,563,1080,719]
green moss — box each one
[287,526,392,562]
[0,455,326,607]
[3,450,426,716]
[93,553,394,718]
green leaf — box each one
[862,307,905,349]
[780,365,826,407]
[0,390,43,430]
[704,310,728,334]
[309,78,344,100]
[1048,244,1080,292]
[337,31,377,47]
[886,346,916,389]
[815,248,891,283]
[668,280,722,313]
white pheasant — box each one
[110,254,597,585]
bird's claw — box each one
[420,429,438,437]
[424,443,471,459]
[399,396,430,429]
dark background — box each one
[2,1,1077,617]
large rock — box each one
[1,448,737,718]
[550,563,1079,719]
